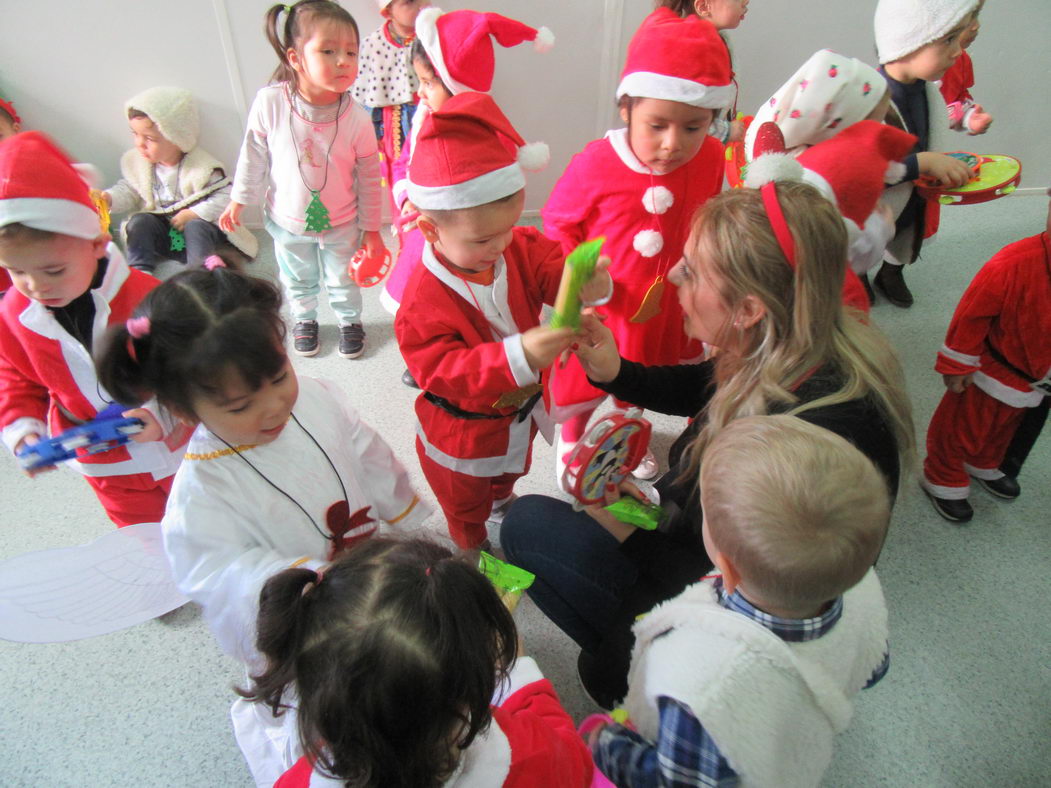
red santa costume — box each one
[381,8,554,315]
[395,93,565,549]
[939,50,985,133]
[541,9,731,460]
[0,132,183,526]
[274,656,594,787]
[922,230,1051,501]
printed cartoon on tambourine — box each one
[916,152,1022,205]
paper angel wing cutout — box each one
[0,523,188,643]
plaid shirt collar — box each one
[712,576,843,643]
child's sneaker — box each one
[293,320,319,356]
[339,323,366,359]
[632,450,660,481]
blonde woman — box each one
[500,181,913,708]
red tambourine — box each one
[349,247,392,288]
[917,153,1022,205]
[561,409,652,507]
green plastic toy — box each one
[478,551,535,611]
[550,236,605,330]
[604,496,663,530]
[168,227,185,253]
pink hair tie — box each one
[126,316,151,338]
[203,255,227,271]
[760,182,797,270]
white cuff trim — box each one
[939,345,981,368]
[964,464,1004,481]
[921,477,970,500]
[503,334,538,388]
[3,417,48,455]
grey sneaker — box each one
[339,323,365,359]
[293,320,319,356]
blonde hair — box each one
[701,415,890,611]
[680,182,914,486]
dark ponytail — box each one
[95,269,286,416]
[241,537,519,787]
[265,1,361,89]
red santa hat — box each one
[616,8,734,109]
[745,120,917,230]
[0,96,20,125]
[415,8,555,95]
[407,92,547,211]
[0,131,101,239]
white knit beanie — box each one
[874,0,977,64]
[124,86,199,153]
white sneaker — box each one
[632,450,659,481]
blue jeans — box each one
[499,494,641,652]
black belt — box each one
[986,343,1050,396]
[423,391,542,423]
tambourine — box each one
[917,153,1022,205]
[348,246,392,288]
[724,114,754,189]
[561,409,652,507]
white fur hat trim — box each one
[633,229,664,258]
[743,153,805,189]
[642,186,674,214]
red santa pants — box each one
[84,471,174,528]
[416,437,533,550]
[924,384,1026,499]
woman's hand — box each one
[572,309,622,382]
[583,479,648,543]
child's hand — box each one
[727,119,747,144]
[122,408,163,443]
[943,373,973,393]
[219,202,244,232]
[521,325,577,372]
[918,152,972,189]
[362,230,385,258]
[967,107,993,135]
[580,256,613,305]
[171,209,200,232]
[586,721,608,749]
[102,191,113,208]
[572,310,622,383]
[14,434,56,478]
[399,200,418,231]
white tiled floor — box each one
[1,195,1048,786]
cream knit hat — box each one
[124,86,199,152]
[875,0,977,64]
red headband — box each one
[760,182,796,270]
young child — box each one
[352,0,429,216]
[872,0,977,307]
[95,266,427,785]
[588,415,891,787]
[0,132,183,527]
[245,536,595,787]
[103,87,258,275]
[921,186,1051,523]
[658,0,749,143]
[221,1,383,360]
[940,0,994,135]
[0,95,20,140]
[395,92,612,550]
[382,8,553,316]
[543,8,730,482]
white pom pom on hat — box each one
[517,142,550,172]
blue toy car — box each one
[16,403,144,471]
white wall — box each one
[1,0,1048,218]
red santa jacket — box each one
[274,657,594,788]
[395,228,564,476]
[939,50,974,107]
[0,245,184,478]
[935,231,1051,408]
